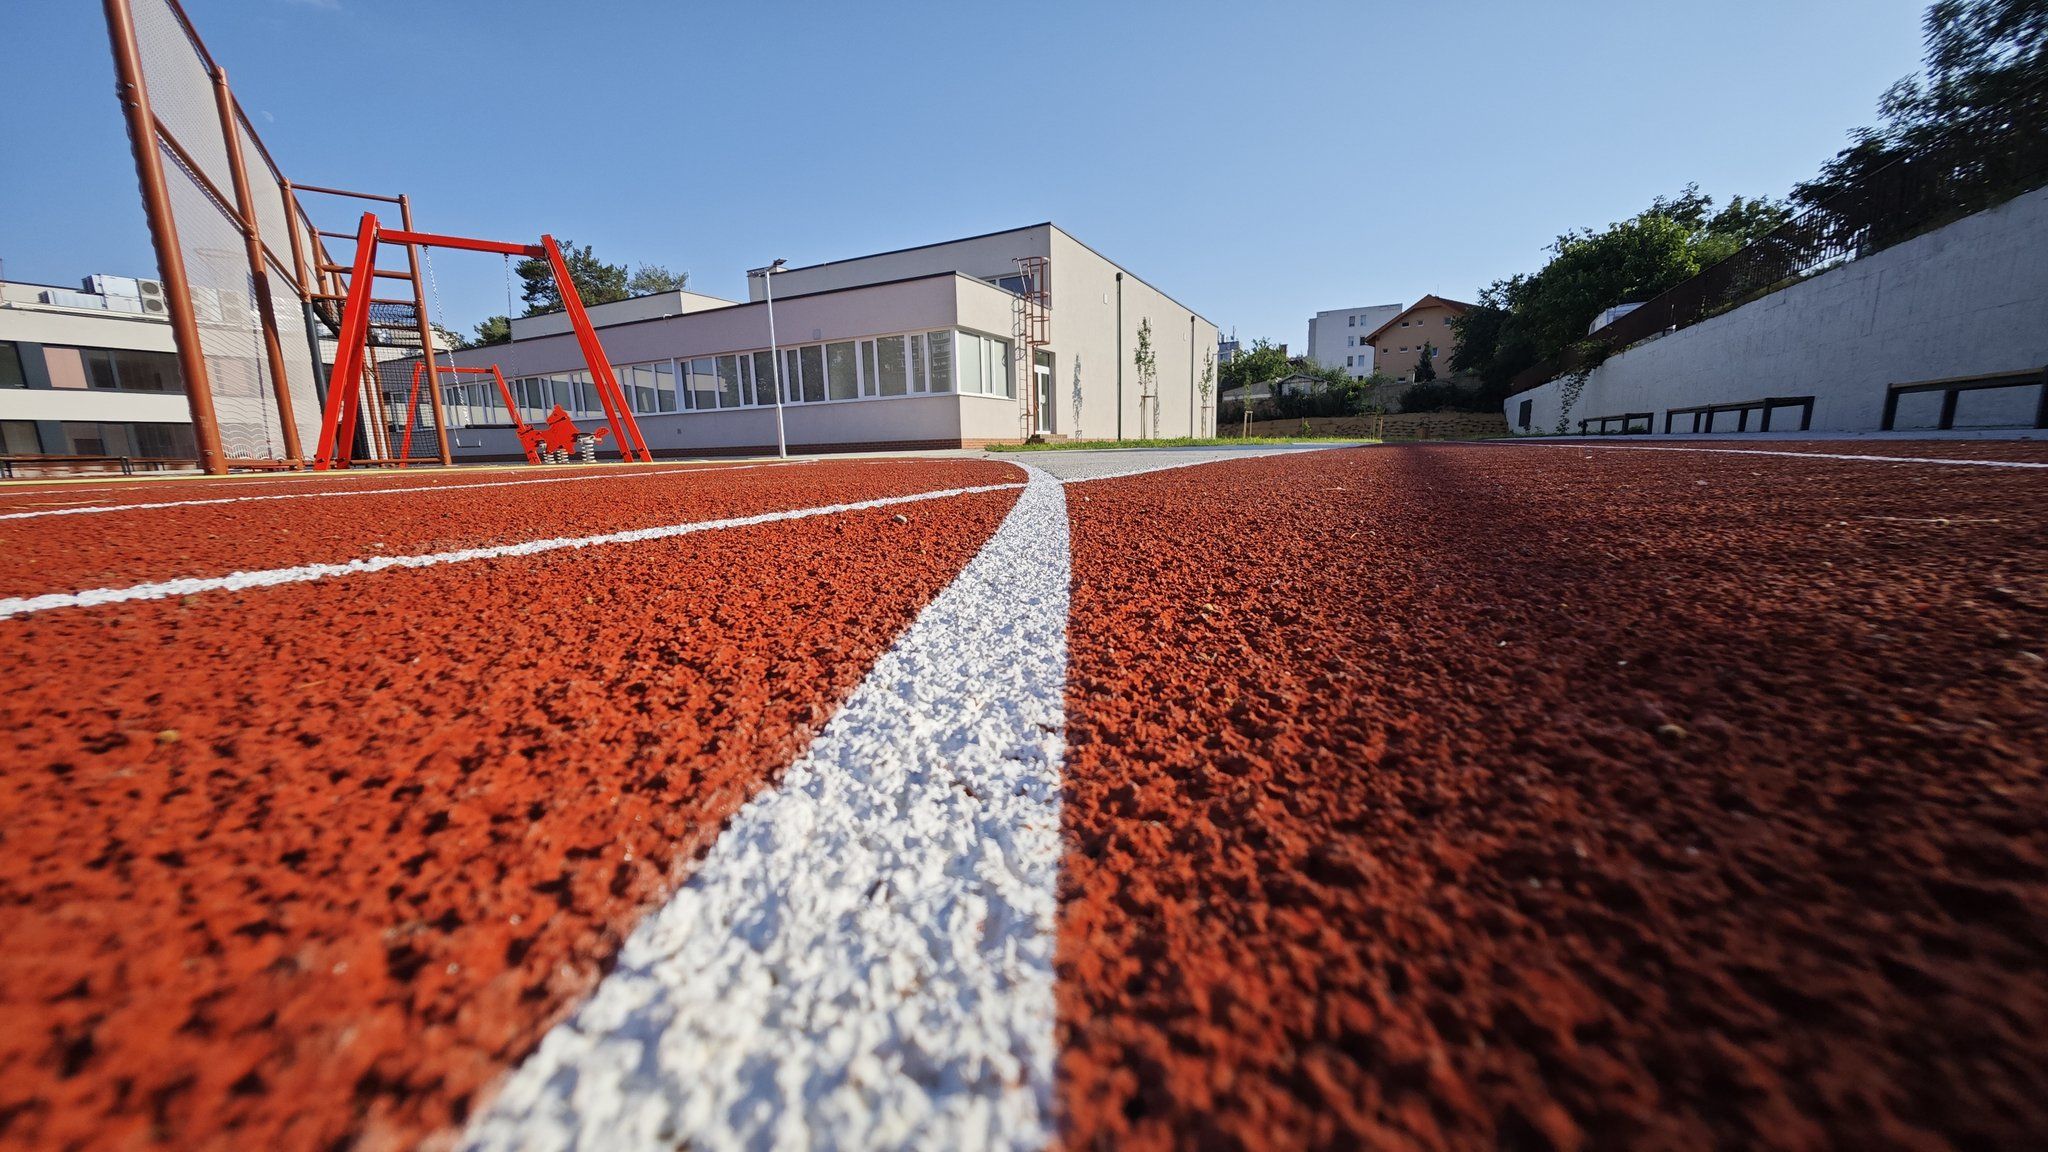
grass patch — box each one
[987,436,1375,452]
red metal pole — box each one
[311,213,381,469]
[486,366,542,465]
[377,229,542,258]
[545,235,650,462]
[397,195,452,466]
[102,0,228,475]
[211,67,304,465]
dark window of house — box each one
[1518,399,1533,429]
[63,421,107,456]
[111,349,179,392]
[131,423,196,458]
[85,349,122,390]
[1,420,41,454]
[0,342,25,389]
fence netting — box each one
[134,0,327,463]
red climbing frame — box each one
[312,215,653,469]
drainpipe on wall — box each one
[1115,273,1124,442]
[1188,314,1197,437]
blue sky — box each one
[2,0,1930,349]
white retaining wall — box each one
[1505,185,2048,435]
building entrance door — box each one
[1034,360,1053,434]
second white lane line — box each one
[0,460,817,522]
[463,463,1071,1152]
[0,481,1023,621]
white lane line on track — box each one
[1515,442,2048,469]
[463,463,1070,1152]
[0,481,1024,621]
[0,460,818,521]
[1054,446,1351,485]
[0,458,809,503]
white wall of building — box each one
[1506,185,2048,435]
[442,224,1218,453]
[1306,304,1402,378]
[1047,229,1218,441]
[752,228,1054,301]
[511,289,739,340]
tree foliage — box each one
[471,315,512,347]
[1216,338,1294,397]
[1413,342,1437,383]
[1793,0,2047,245]
[1449,186,1790,406]
[627,263,690,294]
[514,241,630,316]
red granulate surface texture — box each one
[1057,445,2048,1150]
[0,459,1018,597]
[0,466,1019,1151]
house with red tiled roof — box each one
[1362,295,1473,384]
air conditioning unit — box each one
[84,274,142,299]
[137,280,168,316]
[39,288,105,310]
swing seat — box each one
[518,405,611,462]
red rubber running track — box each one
[1057,444,2048,1149]
[0,459,1019,1150]
[4,443,2046,1150]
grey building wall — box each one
[751,228,1054,302]
[1506,185,2048,435]
[1047,229,1218,441]
[440,274,981,455]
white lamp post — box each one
[747,258,790,458]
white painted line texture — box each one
[0,460,817,521]
[0,481,1024,621]
[462,463,1071,1152]
[1517,442,2048,469]
[1043,445,1354,485]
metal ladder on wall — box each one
[1011,255,1050,440]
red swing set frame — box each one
[312,213,653,469]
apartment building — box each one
[1306,303,1403,379]
[0,273,200,465]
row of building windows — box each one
[0,342,182,394]
[0,418,197,459]
[439,329,1016,428]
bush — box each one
[1398,379,1500,413]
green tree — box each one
[1450,185,1788,407]
[1217,338,1292,397]
[627,263,689,294]
[1133,318,1160,437]
[429,322,469,352]
[472,315,512,347]
[1794,0,2047,246]
[515,241,629,315]
[1413,342,1437,383]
